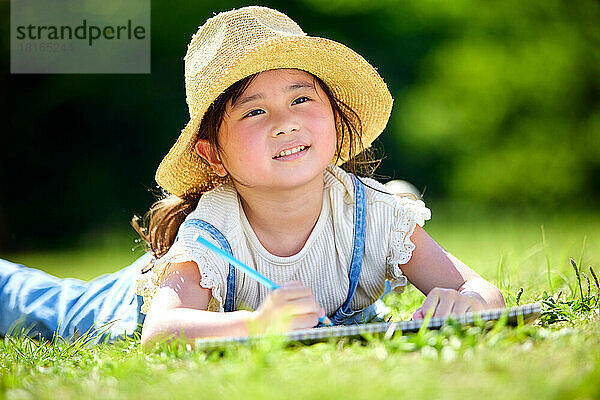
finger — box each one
[435,295,456,318]
[450,299,471,315]
[453,292,480,313]
[284,297,321,316]
[452,293,481,315]
[412,309,424,320]
[274,286,313,301]
[289,313,320,330]
[469,296,485,312]
[419,291,441,317]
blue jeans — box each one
[0,254,150,343]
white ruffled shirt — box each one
[136,164,431,316]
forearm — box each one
[141,308,254,351]
[459,277,506,309]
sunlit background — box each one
[2,0,599,283]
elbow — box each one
[139,316,170,352]
[139,315,190,352]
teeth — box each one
[276,145,306,158]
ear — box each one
[333,108,342,127]
[195,139,228,177]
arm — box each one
[140,261,253,351]
[140,261,324,351]
[400,225,505,319]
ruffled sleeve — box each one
[385,196,432,292]
[135,222,228,315]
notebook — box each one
[194,303,542,350]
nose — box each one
[271,111,300,137]
[274,127,298,136]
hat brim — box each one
[156,36,393,197]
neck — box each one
[234,173,325,257]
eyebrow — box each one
[232,82,315,110]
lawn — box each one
[1,205,599,399]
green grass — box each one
[3,229,143,281]
[1,209,599,399]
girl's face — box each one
[198,69,338,192]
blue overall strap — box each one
[329,174,367,325]
[183,219,236,312]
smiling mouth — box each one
[273,145,310,159]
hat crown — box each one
[184,6,305,118]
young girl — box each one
[0,6,505,347]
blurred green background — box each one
[1,0,599,254]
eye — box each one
[243,109,265,118]
[292,96,311,105]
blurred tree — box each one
[2,0,599,251]
[300,0,600,207]
[386,0,600,207]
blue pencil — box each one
[195,234,333,326]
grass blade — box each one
[497,254,504,291]
[516,287,523,306]
[577,236,587,274]
[589,266,599,294]
[570,258,584,303]
[541,225,553,293]
[581,272,591,298]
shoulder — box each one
[178,182,242,242]
[137,184,243,315]
[325,164,430,224]
[190,183,240,227]
[325,164,392,205]
[362,176,431,226]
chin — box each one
[271,169,325,189]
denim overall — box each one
[183,174,390,325]
[0,175,390,342]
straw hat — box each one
[156,6,393,197]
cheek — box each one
[315,114,338,152]
[222,128,265,163]
[239,130,264,154]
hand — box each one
[250,281,326,334]
[411,287,486,320]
